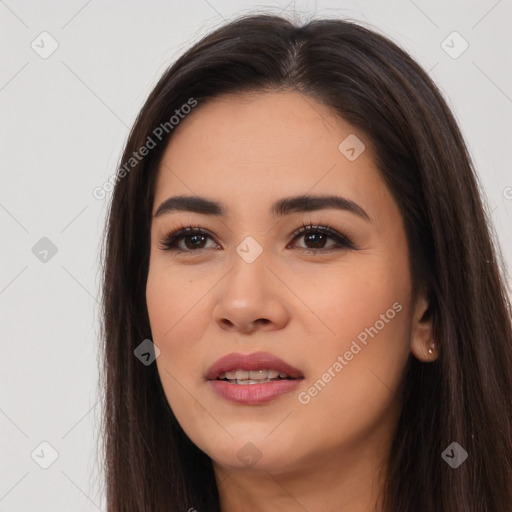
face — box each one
[146,91,431,478]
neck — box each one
[213,437,389,512]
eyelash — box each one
[158,221,355,254]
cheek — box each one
[146,266,209,424]
[285,254,410,346]
[146,259,217,376]
[146,270,177,340]
[146,265,203,404]
[290,258,412,422]
[146,261,207,342]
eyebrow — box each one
[154,194,371,222]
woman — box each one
[98,13,512,511]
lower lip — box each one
[208,378,302,404]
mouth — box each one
[206,351,304,383]
[206,352,304,405]
[217,368,298,385]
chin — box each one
[202,433,301,474]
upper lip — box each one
[206,351,304,380]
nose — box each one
[212,251,289,334]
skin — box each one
[146,91,436,512]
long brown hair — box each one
[98,13,512,511]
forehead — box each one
[153,91,388,220]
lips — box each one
[206,351,304,381]
[206,352,305,405]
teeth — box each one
[235,369,249,380]
[218,369,290,382]
[249,369,280,380]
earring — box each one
[428,341,436,355]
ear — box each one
[410,287,438,362]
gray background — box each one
[1,0,511,510]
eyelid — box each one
[158,222,355,253]
[157,224,218,252]
[289,221,355,250]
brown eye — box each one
[158,226,218,252]
[289,223,354,252]
[158,223,354,254]
[181,233,208,250]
